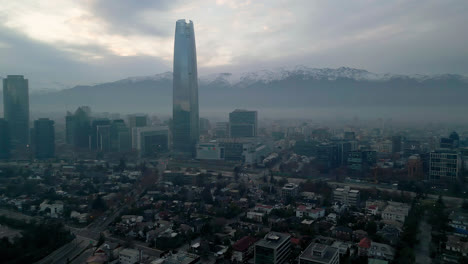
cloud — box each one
[0,0,467,90]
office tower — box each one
[440,132,460,149]
[450,132,460,148]
[199,117,211,135]
[429,150,460,182]
[229,109,258,138]
[3,75,29,146]
[0,119,11,159]
[128,114,148,149]
[254,232,291,264]
[173,19,199,157]
[316,143,339,170]
[33,118,55,159]
[134,126,169,158]
[96,124,111,152]
[214,122,229,138]
[128,114,147,128]
[111,119,131,152]
[66,106,91,149]
[392,136,402,153]
[90,119,110,150]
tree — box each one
[117,158,127,172]
[201,187,214,204]
[92,195,108,211]
[96,233,105,249]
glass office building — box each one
[3,75,29,146]
[172,19,199,157]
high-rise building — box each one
[33,118,55,159]
[66,106,91,149]
[0,119,11,159]
[229,109,258,138]
[392,136,402,153]
[110,119,131,152]
[172,19,199,157]
[134,126,169,158]
[316,143,339,170]
[96,124,111,152]
[254,232,291,264]
[90,119,110,150]
[128,114,147,128]
[3,75,29,146]
[214,122,229,138]
[429,150,460,182]
[199,117,211,135]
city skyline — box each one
[0,1,467,90]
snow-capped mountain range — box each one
[115,65,468,86]
[7,66,468,116]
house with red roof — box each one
[296,205,325,219]
[231,236,259,263]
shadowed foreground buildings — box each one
[3,75,29,147]
[172,19,199,157]
[0,119,10,159]
[66,106,91,149]
[33,118,55,159]
[254,232,291,264]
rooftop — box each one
[232,236,259,252]
[255,232,291,249]
[299,242,339,264]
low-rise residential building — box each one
[446,235,468,256]
[255,204,274,214]
[39,200,64,218]
[296,205,325,219]
[282,183,299,198]
[358,238,394,261]
[119,248,140,264]
[298,242,339,264]
[333,186,360,207]
[247,211,265,223]
[449,211,468,237]
[381,205,409,223]
[163,252,200,264]
[232,236,259,263]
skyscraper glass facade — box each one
[3,75,29,146]
[172,19,199,156]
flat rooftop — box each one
[299,242,338,264]
[255,232,290,249]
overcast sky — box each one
[0,0,467,90]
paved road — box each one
[415,216,432,264]
[35,235,92,264]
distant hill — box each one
[24,66,468,119]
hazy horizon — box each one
[1,0,468,90]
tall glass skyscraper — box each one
[172,19,199,157]
[3,75,29,147]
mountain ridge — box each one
[18,66,468,119]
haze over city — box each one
[1,1,468,264]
